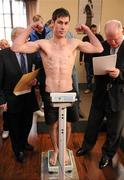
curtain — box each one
[24,0,38,25]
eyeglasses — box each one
[107,34,123,44]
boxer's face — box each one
[53,16,70,38]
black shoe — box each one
[25,143,34,151]
[15,151,24,163]
[76,147,90,156]
[99,155,112,169]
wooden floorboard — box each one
[0,131,124,180]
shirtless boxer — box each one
[11,8,103,166]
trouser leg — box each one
[102,110,124,158]
[8,111,33,154]
[82,104,105,149]
[3,112,9,131]
[85,61,93,90]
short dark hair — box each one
[45,19,52,26]
[52,8,70,22]
[90,24,97,29]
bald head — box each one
[104,20,123,35]
[104,20,123,47]
[11,27,25,42]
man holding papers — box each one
[77,20,124,169]
[0,27,39,162]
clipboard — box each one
[13,69,40,96]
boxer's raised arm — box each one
[76,24,103,53]
[11,22,43,53]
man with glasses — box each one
[76,20,124,169]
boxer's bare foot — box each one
[65,149,70,165]
[49,151,58,166]
[49,150,70,166]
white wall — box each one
[101,0,124,37]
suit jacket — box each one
[92,40,124,111]
[0,48,39,113]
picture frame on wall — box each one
[78,0,102,33]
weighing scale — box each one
[48,92,77,180]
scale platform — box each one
[41,151,79,180]
[48,149,73,173]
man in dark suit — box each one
[80,24,104,94]
[77,20,124,169]
[0,27,39,162]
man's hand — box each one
[75,24,90,33]
[30,21,44,33]
[27,78,37,88]
[0,103,7,111]
[106,68,120,78]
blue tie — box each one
[20,53,26,73]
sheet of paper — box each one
[13,69,40,96]
[93,54,117,75]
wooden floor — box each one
[0,130,124,180]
